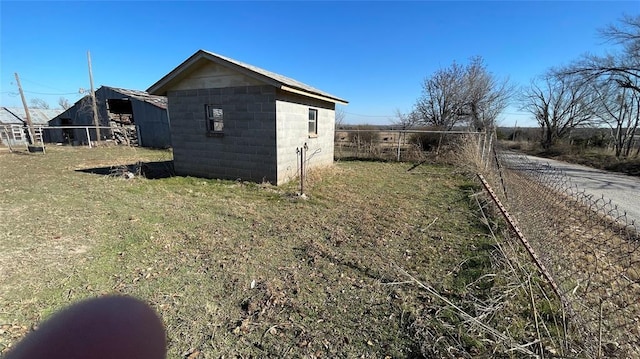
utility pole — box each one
[14,72,36,146]
[87,50,100,143]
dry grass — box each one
[1,146,556,357]
[497,166,640,357]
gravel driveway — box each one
[512,154,640,227]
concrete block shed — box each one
[147,50,348,185]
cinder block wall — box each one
[167,85,278,182]
[275,91,335,185]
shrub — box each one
[347,126,379,145]
[409,132,444,151]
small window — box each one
[205,105,223,133]
[308,109,318,137]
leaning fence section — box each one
[484,147,640,357]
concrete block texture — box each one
[168,85,335,185]
[275,90,335,185]
[169,85,277,183]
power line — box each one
[344,111,395,118]
[19,77,74,93]
[502,112,530,116]
[23,90,79,95]
[6,77,81,96]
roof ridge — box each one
[147,49,347,104]
[199,49,346,103]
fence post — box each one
[484,131,493,169]
[85,127,92,148]
[481,131,488,166]
[397,130,402,161]
[297,143,308,195]
[2,127,13,152]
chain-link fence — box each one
[482,142,640,358]
[334,129,484,162]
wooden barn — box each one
[147,50,347,185]
[48,86,170,148]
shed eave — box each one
[279,85,348,105]
[147,50,349,106]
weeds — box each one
[1,145,562,357]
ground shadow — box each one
[334,156,390,163]
[75,160,175,179]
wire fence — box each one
[3,125,638,355]
[349,132,640,357]
[0,125,140,150]
[483,143,640,358]
[334,129,485,162]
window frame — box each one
[308,108,318,138]
[205,104,224,136]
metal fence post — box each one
[85,127,92,148]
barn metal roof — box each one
[101,86,168,109]
[0,107,63,125]
[147,49,348,105]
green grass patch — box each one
[0,146,556,357]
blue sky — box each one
[1,1,638,127]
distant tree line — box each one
[398,15,639,159]
[520,14,640,157]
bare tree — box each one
[550,15,640,156]
[392,109,420,129]
[414,57,511,131]
[589,76,640,157]
[461,56,513,131]
[335,107,346,129]
[58,97,72,110]
[414,61,466,130]
[30,98,50,109]
[520,75,594,149]
[557,15,640,94]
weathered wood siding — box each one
[129,100,170,148]
[47,96,98,143]
[47,87,171,147]
[168,85,278,182]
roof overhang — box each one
[147,50,280,96]
[280,85,348,105]
[147,50,348,105]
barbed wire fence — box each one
[480,137,640,358]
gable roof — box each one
[147,50,348,105]
[0,106,64,125]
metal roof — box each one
[101,86,168,109]
[147,49,348,105]
[0,106,63,125]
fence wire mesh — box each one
[484,145,640,358]
[334,129,481,162]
